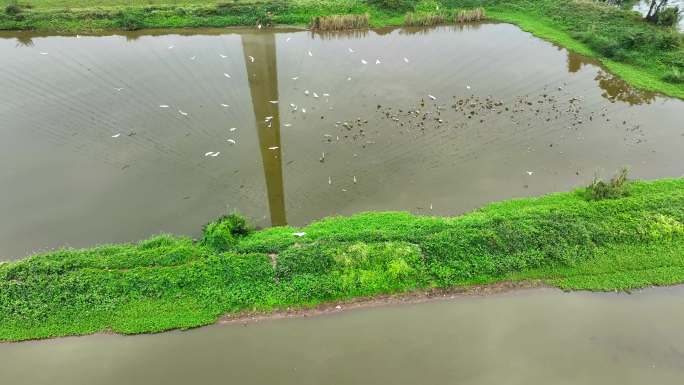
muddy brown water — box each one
[1,23,684,260]
[1,286,684,384]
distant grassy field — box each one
[2,178,684,342]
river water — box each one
[1,24,684,260]
[1,286,684,384]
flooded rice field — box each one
[2,286,684,385]
[2,23,684,259]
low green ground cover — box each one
[2,178,684,341]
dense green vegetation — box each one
[2,178,684,342]
[1,0,683,99]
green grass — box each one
[2,178,684,342]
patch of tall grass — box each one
[455,7,485,23]
[310,13,369,30]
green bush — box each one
[4,1,22,15]
[117,9,144,31]
[656,6,681,27]
[663,67,684,83]
[201,213,252,251]
[586,167,631,201]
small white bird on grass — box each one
[248,56,255,63]
[268,146,279,150]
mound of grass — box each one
[2,178,684,341]
[586,167,631,201]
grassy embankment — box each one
[2,177,684,341]
[1,0,683,98]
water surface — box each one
[2,286,684,384]
[1,24,683,259]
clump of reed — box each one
[455,7,486,24]
[404,12,446,27]
[310,14,370,31]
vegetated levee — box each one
[2,177,684,342]
[0,1,682,99]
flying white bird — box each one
[404,57,409,63]
[114,87,124,91]
[284,123,292,127]
[229,127,237,132]
[526,171,534,175]
[286,37,292,42]
[375,59,381,64]
[248,56,255,63]
[159,105,169,108]
[353,176,357,183]
[268,146,279,150]
[190,56,196,60]
[428,95,437,100]
[323,93,330,97]
[210,152,220,157]
[269,100,279,104]
[227,139,236,144]
[178,110,188,116]
[361,59,367,64]
[291,76,299,80]
[313,92,319,98]
[221,104,230,107]
[328,176,332,185]
[289,103,297,108]
[204,151,215,156]
[219,54,227,58]
[111,133,121,138]
[40,52,48,55]
[224,73,231,78]
[347,76,352,81]
[467,85,471,89]
[168,45,174,49]
[304,90,310,96]
[348,48,354,53]
[301,108,306,113]
[307,50,313,57]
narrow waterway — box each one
[1,24,683,260]
[1,286,684,384]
